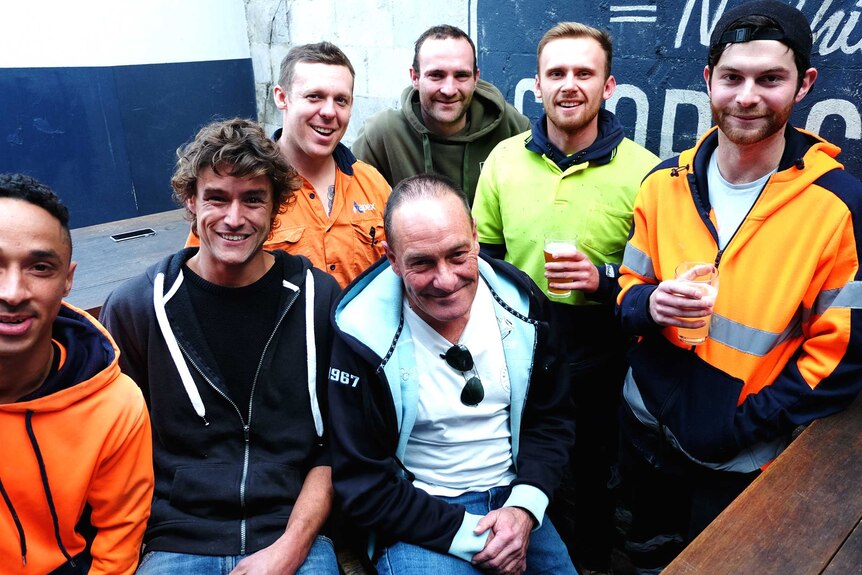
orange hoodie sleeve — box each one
[87,376,154,575]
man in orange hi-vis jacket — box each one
[616,1,862,571]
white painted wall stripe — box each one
[610,5,658,11]
[1,0,250,68]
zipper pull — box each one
[243,424,250,444]
[370,226,377,246]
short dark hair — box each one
[171,118,300,237]
[384,174,471,248]
[0,173,72,253]
[708,1,813,89]
[278,41,356,91]
[537,22,613,79]
[412,25,477,74]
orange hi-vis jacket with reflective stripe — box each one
[617,126,862,471]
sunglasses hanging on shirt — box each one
[440,344,485,407]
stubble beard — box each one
[545,99,600,138]
[713,100,793,146]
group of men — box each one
[2,2,861,575]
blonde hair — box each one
[537,22,613,78]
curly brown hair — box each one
[171,118,300,237]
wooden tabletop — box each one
[68,209,189,314]
[663,392,862,575]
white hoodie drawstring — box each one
[153,271,208,424]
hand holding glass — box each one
[674,262,719,345]
[543,236,578,298]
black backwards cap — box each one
[710,0,813,70]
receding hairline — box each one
[387,195,474,252]
[384,175,472,248]
[412,25,478,74]
[416,35,476,65]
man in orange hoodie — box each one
[0,173,153,574]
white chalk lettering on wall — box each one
[806,99,862,139]
[674,0,729,49]
[484,0,862,171]
[675,0,862,53]
[516,81,860,159]
[658,90,712,158]
[606,85,651,147]
[811,0,862,55]
[515,78,537,114]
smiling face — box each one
[0,198,75,364]
[384,193,479,341]
[410,37,479,137]
[187,166,275,286]
[535,36,616,153]
[274,62,354,163]
[705,40,815,147]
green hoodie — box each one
[352,79,530,204]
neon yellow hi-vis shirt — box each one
[473,133,659,306]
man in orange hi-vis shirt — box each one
[187,42,390,288]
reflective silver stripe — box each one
[709,312,802,357]
[622,243,655,280]
[622,369,660,431]
[799,282,860,323]
[832,281,862,309]
[812,288,841,318]
[664,426,788,472]
[624,369,787,473]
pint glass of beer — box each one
[674,262,719,345]
[543,236,578,298]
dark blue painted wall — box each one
[0,59,256,227]
[478,0,862,177]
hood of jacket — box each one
[145,248,318,426]
[332,252,542,461]
[400,79,513,143]
[1,302,132,570]
[675,125,844,224]
[525,108,625,170]
[2,303,123,413]
[333,252,538,365]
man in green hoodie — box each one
[351,25,529,204]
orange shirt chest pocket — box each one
[267,224,320,265]
[350,210,386,276]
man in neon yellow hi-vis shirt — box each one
[473,21,658,574]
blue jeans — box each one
[135,535,338,574]
[376,487,578,575]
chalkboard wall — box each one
[478,0,861,176]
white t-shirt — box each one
[402,280,516,497]
[707,152,775,249]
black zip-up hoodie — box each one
[101,249,340,556]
